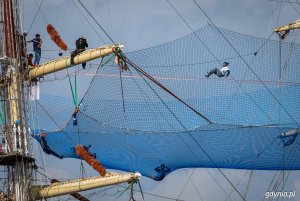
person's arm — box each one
[76,39,80,49]
[37,39,42,48]
[84,40,88,48]
[225,70,230,78]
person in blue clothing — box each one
[39,132,63,159]
[205,62,230,78]
[153,164,171,181]
[28,34,42,65]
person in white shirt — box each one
[205,62,230,78]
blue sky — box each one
[22,0,300,200]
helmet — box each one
[80,36,85,39]
[223,62,229,66]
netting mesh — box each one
[31,25,300,180]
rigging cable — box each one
[117,184,184,201]
[77,0,116,45]
[118,60,126,115]
[27,0,44,34]
[165,0,220,63]
[121,53,211,124]
[71,0,106,44]
[177,169,204,201]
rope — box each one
[68,75,78,107]
[80,160,86,178]
[71,0,106,44]
[77,54,115,107]
[129,185,136,201]
[77,0,116,45]
[119,64,126,115]
[166,0,220,63]
[121,53,212,124]
[0,102,4,125]
[27,0,44,34]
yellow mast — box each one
[28,44,123,80]
[274,19,300,39]
[32,172,141,200]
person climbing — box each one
[72,107,79,126]
[205,62,230,78]
[280,128,300,147]
[27,53,34,66]
[39,132,63,159]
[115,54,128,71]
[19,32,27,58]
[70,36,88,69]
[1,137,6,154]
[28,33,42,65]
[153,164,171,181]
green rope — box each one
[102,53,115,66]
[68,53,115,107]
[0,102,4,125]
[75,74,78,106]
[68,76,77,107]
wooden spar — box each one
[274,19,300,32]
[28,44,123,80]
[32,172,141,200]
[274,19,300,39]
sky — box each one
[21,0,300,200]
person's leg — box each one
[206,68,218,77]
[33,51,38,65]
[82,62,86,69]
[79,50,86,69]
[215,69,224,77]
[35,49,41,65]
[70,50,78,65]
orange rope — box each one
[47,24,68,51]
[75,144,106,176]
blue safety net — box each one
[30,25,300,180]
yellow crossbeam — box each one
[29,44,123,80]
